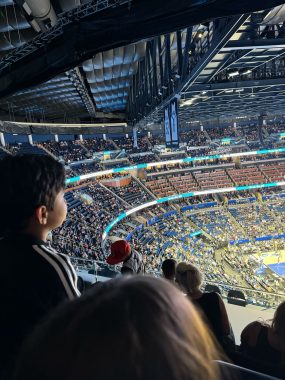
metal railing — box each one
[70,256,284,308]
[204,281,285,309]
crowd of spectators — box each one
[110,178,154,206]
[113,135,150,153]
[206,126,237,140]
[148,134,165,146]
[109,190,285,308]
[188,209,245,242]
[124,207,285,308]
[264,123,285,134]
[243,127,260,147]
[228,203,281,237]
[70,161,102,175]
[180,129,208,146]
[128,152,156,164]
[6,131,285,176]
[224,245,285,298]
[2,153,285,380]
[5,123,285,168]
[80,137,114,152]
[41,140,89,163]
[53,183,126,260]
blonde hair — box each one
[176,262,203,295]
[15,276,223,380]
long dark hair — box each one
[272,301,285,343]
[14,276,223,380]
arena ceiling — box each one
[0,0,284,124]
[132,5,285,126]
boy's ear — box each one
[35,206,48,225]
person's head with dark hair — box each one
[14,276,223,380]
[241,301,285,365]
[272,301,285,337]
[162,258,177,281]
[120,266,134,275]
[0,154,66,241]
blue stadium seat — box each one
[14,143,48,156]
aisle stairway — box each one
[37,144,57,159]
[222,205,247,236]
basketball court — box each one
[255,250,285,276]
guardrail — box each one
[70,257,284,308]
[204,281,284,308]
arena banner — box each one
[164,99,179,148]
[164,105,172,147]
[170,98,179,147]
[133,127,138,148]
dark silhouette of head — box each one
[121,266,134,275]
[162,258,177,281]
[272,301,285,342]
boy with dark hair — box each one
[0,154,80,379]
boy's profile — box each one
[0,154,80,379]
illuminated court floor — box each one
[255,250,285,276]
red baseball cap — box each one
[106,240,131,265]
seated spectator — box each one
[161,258,177,282]
[0,155,80,379]
[240,301,285,365]
[176,262,233,348]
[107,240,143,274]
[14,276,224,380]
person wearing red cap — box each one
[107,240,143,274]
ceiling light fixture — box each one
[228,70,239,77]
[180,99,195,107]
[242,69,252,75]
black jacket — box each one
[0,233,80,379]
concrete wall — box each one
[226,303,274,345]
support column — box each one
[148,131,151,138]
[103,133,107,141]
[0,132,5,147]
[126,133,129,138]
[79,134,83,141]
[28,134,33,145]
[54,134,59,142]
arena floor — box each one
[256,251,285,276]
